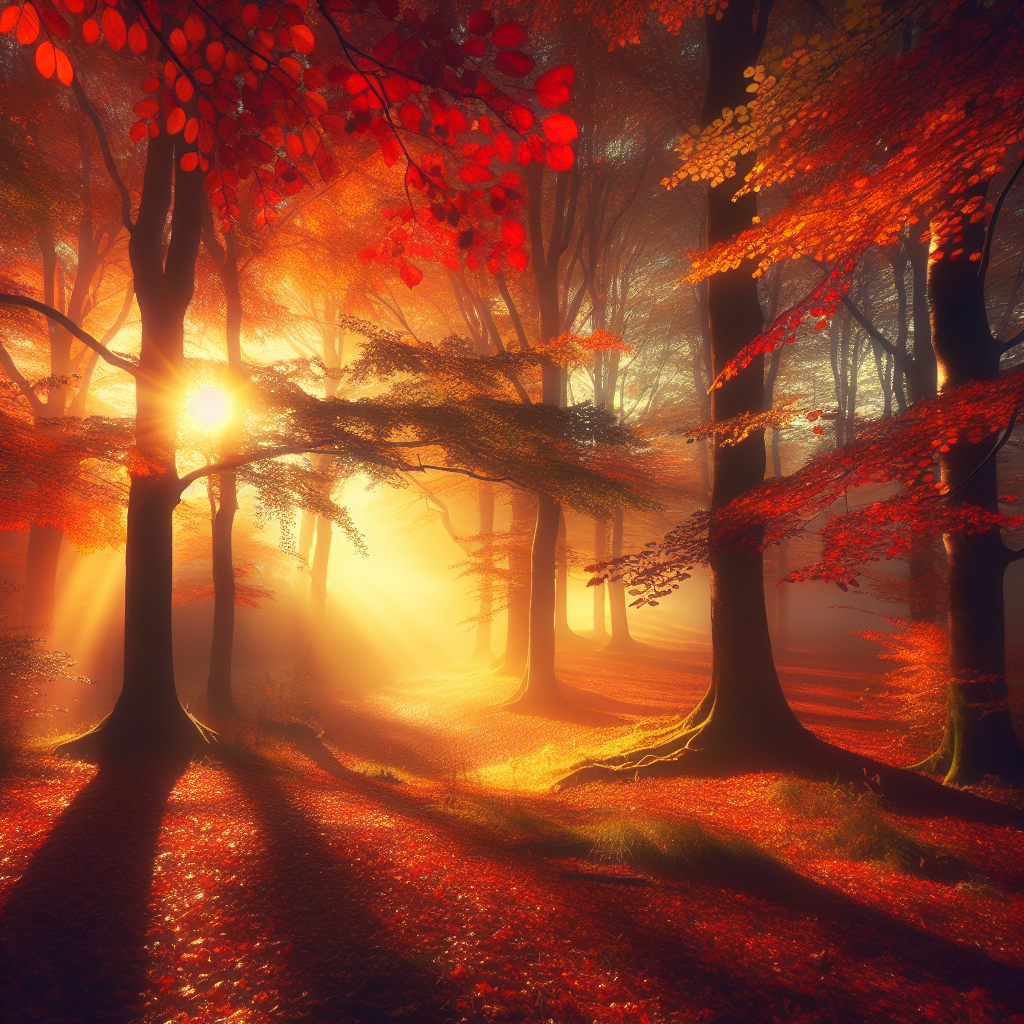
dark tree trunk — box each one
[506,162,579,712]
[22,524,63,632]
[592,518,608,639]
[505,492,561,708]
[913,186,1024,785]
[905,222,943,621]
[203,221,242,716]
[470,483,495,663]
[59,130,209,762]
[606,508,634,650]
[685,0,803,753]
[206,474,237,718]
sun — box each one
[185,386,231,430]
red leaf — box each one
[545,144,574,171]
[534,64,574,107]
[16,3,39,44]
[180,152,200,171]
[399,261,423,288]
[467,10,494,36]
[542,113,577,144]
[491,21,526,47]
[495,51,534,78]
[506,104,534,133]
[128,20,148,53]
[290,23,314,53]
[102,7,126,51]
[81,17,99,43]
[54,46,72,86]
[501,219,525,246]
[0,7,18,33]
[34,40,54,77]
[166,107,186,135]
[134,99,160,119]
[39,7,69,38]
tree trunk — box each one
[913,185,1024,785]
[469,483,494,663]
[606,508,634,650]
[310,515,333,615]
[502,494,532,676]
[203,222,242,716]
[206,474,237,718]
[21,524,63,632]
[58,130,209,762]
[592,518,608,639]
[504,492,561,709]
[298,509,316,564]
[684,0,803,754]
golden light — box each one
[185,386,231,430]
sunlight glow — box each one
[186,387,231,430]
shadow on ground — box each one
[0,760,183,1024]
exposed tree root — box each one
[55,705,224,766]
[556,728,1024,826]
[500,676,625,727]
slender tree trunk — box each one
[204,224,242,716]
[22,524,63,631]
[905,223,942,621]
[506,161,577,711]
[507,492,561,707]
[502,494,532,676]
[470,483,495,662]
[606,508,634,649]
[592,518,608,639]
[206,474,237,717]
[913,186,1024,785]
[309,515,333,615]
[298,509,316,564]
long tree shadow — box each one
[567,850,1024,1022]
[240,749,1024,1023]
[0,760,183,1024]
[229,767,460,1023]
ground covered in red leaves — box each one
[1,642,1022,1024]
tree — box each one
[0,0,585,759]
[571,0,1024,785]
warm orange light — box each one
[186,387,230,430]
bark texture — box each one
[912,185,1024,785]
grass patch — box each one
[769,776,973,883]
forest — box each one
[0,0,1022,1021]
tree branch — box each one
[979,154,1024,283]
[838,292,913,370]
[0,295,138,376]
[0,341,46,416]
[71,77,135,234]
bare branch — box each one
[0,341,46,416]
[0,295,139,376]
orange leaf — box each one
[289,23,314,53]
[0,6,19,33]
[82,17,99,44]
[54,46,72,85]
[34,40,55,78]
[180,151,199,172]
[101,7,125,50]
[16,3,39,44]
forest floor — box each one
[1,633,1023,1024]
